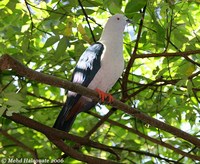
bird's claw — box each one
[95,88,114,103]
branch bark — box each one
[0,54,200,148]
[2,112,118,163]
[50,138,117,164]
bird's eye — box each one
[117,17,120,20]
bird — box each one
[53,14,130,132]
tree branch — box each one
[0,54,200,148]
[134,49,200,59]
[50,138,118,164]
[2,112,118,163]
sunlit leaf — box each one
[43,35,60,48]
[0,106,7,116]
[55,36,69,57]
[125,0,147,14]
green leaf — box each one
[125,0,147,14]
[6,1,16,11]
[187,80,193,95]
[82,0,102,7]
[3,92,24,101]
[108,1,123,14]
[0,106,7,116]
[177,61,196,77]
[176,79,187,87]
[43,35,60,48]
[21,35,30,53]
[156,68,168,78]
[55,36,69,57]
[33,83,40,97]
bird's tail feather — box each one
[53,95,96,132]
[53,104,73,132]
[53,95,81,132]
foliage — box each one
[0,0,200,163]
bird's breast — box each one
[88,46,124,92]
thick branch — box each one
[50,138,117,164]
[2,113,118,163]
[0,54,200,148]
[0,54,99,101]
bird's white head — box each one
[100,14,130,42]
[108,14,130,28]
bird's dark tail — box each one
[53,95,96,132]
[53,95,81,132]
[53,106,77,132]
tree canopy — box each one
[0,0,200,163]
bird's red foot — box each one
[95,88,114,103]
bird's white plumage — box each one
[88,14,128,92]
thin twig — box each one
[122,5,147,98]
[77,0,96,42]
[24,0,34,34]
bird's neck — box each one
[99,28,124,46]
